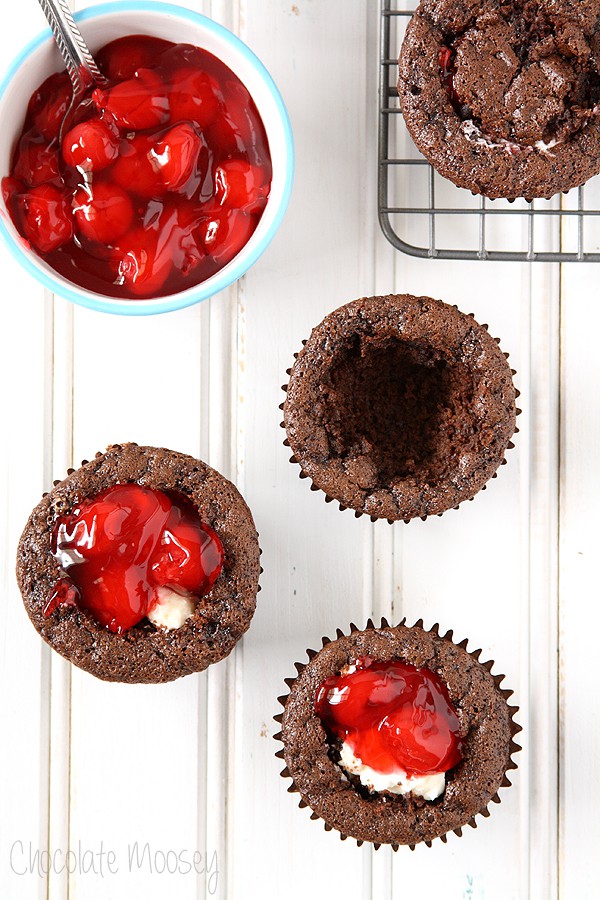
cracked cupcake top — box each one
[399,0,600,199]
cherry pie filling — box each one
[46,482,224,634]
[315,656,463,799]
[3,35,272,299]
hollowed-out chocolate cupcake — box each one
[282,294,518,523]
[398,0,600,200]
[16,443,261,683]
[275,619,521,849]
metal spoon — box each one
[36,0,108,140]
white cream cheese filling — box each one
[460,118,565,158]
[147,586,196,630]
[339,741,446,802]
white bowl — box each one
[0,0,294,315]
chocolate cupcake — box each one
[398,0,600,200]
[282,294,518,522]
[275,619,520,849]
[16,443,261,683]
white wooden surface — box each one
[0,1,596,898]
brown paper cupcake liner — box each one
[274,618,521,850]
[280,296,520,524]
[20,442,263,683]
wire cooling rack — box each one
[378,0,600,262]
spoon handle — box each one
[36,0,107,95]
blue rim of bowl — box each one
[0,0,294,316]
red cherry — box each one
[315,659,463,778]
[62,117,120,171]
[114,201,206,295]
[151,123,204,192]
[112,225,171,296]
[49,484,224,633]
[112,134,164,199]
[150,516,224,595]
[217,82,272,168]
[54,483,169,564]
[168,67,220,128]
[160,200,207,275]
[13,132,60,186]
[26,71,72,139]
[198,208,256,265]
[214,159,269,212]
[51,485,171,631]
[84,564,157,633]
[73,182,134,244]
[43,578,80,618]
[1,176,24,207]
[438,46,465,111]
[439,47,452,75]
[16,183,74,253]
[96,35,172,81]
[206,115,246,158]
[219,80,264,151]
[93,68,169,130]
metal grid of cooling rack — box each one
[378,0,600,262]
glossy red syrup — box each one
[48,483,224,633]
[3,36,272,299]
[315,657,463,778]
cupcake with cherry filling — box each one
[16,443,261,683]
[398,0,600,200]
[275,619,520,848]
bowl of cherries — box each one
[0,1,293,314]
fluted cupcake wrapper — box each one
[274,617,522,851]
[281,305,521,524]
